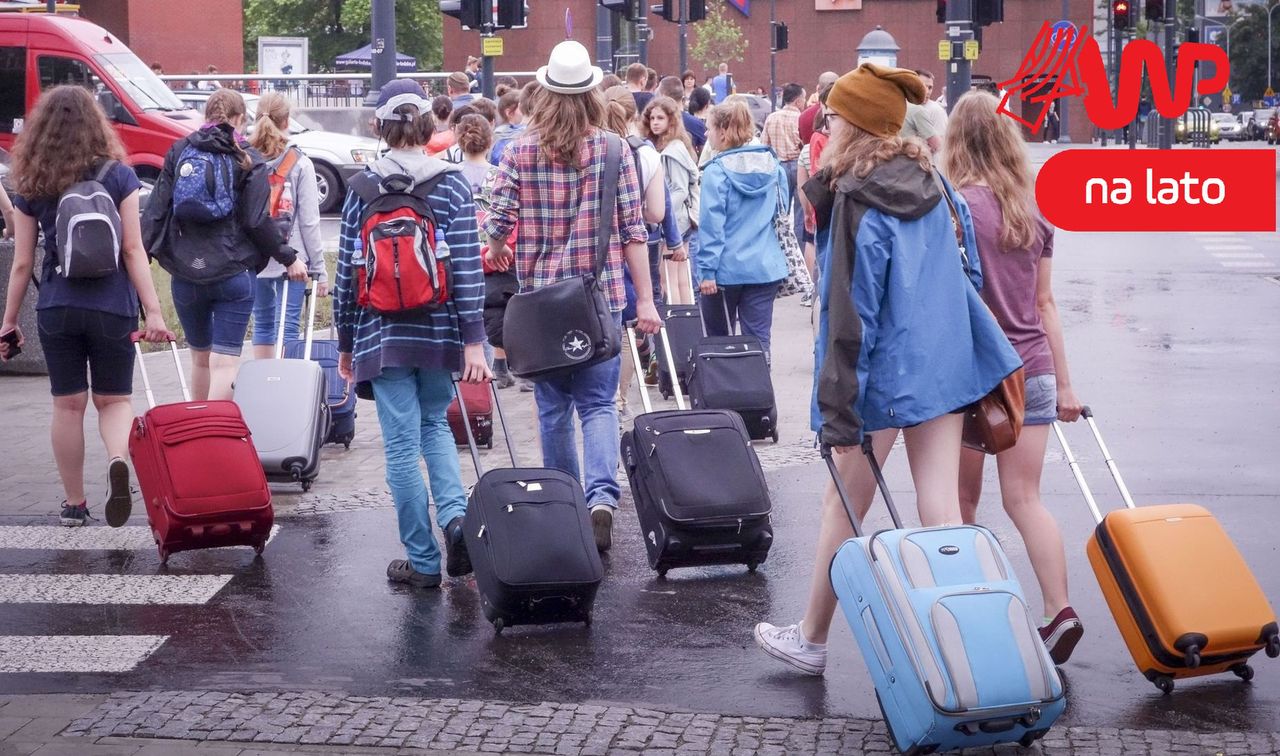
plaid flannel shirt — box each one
[481,128,648,313]
[762,106,802,162]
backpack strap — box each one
[273,147,301,180]
[93,159,117,183]
[348,170,382,204]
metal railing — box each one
[157,73,537,107]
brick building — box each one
[77,0,243,76]
[442,0,1095,143]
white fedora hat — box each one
[536,40,603,95]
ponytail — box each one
[249,92,291,159]
[203,88,252,170]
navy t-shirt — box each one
[13,161,142,318]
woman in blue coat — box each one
[696,98,789,354]
[752,64,1022,676]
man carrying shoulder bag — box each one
[484,41,661,553]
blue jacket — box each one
[696,145,789,287]
[806,156,1022,444]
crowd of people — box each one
[0,40,1086,668]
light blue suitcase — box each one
[826,442,1065,754]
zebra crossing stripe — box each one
[1211,252,1265,259]
[0,524,281,551]
[0,574,233,604]
[1219,261,1275,268]
[0,635,168,673]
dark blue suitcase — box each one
[283,338,357,449]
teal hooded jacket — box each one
[695,145,790,286]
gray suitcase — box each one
[234,278,328,491]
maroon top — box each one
[798,102,820,145]
[961,185,1057,378]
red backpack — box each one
[348,171,451,314]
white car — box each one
[1211,112,1245,141]
[174,90,380,213]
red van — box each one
[0,13,199,185]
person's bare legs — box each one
[902,412,965,526]
[93,393,133,460]
[51,392,89,504]
[958,447,985,524]
[993,425,1070,616]
[189,348,211,401]
[799,429,898,644]
[207,352,241,401]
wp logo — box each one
[999,22,1229,131]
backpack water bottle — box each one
[54,161,122,279]
[172,143,237,223]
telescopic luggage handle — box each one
[821,436,906,540]
[132,334,191,408]
[454,377,519,480]
[627,325,686,414]
[274,273,320,361]
[1051,406,1137,526]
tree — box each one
[1214,3,1280,101]
[689,3,748,76]
[243,0,443,74]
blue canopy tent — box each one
[334,44,417,72]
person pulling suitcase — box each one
[333,80,491,590]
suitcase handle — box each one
[274,274,320,361]
[821,438,906,539]
[627,326,687,414]
[131,334,191,407]
[1051,406,1135,526]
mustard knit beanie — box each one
[827,63,928,139]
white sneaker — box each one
[753,621,827,676]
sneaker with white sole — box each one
[1039,606,1084,665]
[104,457,132,528]
[753,621,827,676]
[590,504,613,552]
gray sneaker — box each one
[59,501,89,528]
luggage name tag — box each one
[516,481,543,492]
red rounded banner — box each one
[1035,149,1276,232]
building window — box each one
[0,47,25,134]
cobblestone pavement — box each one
[53,690,1280,755]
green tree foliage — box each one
[1214,3,1279,101]
[689,3,748,75]
[243,0,443,74]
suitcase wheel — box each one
[1151,673,1175,695]
[253,540,267,557]
[1232,663,1254,682]
[1183,645,1202,670]
[301,479,313,492]
[583,612,592,627]
[657,568,669,579]
[157,547,170,564]
[746,560,759,573]
[487,439,494,450]
[771,429,779,443]
[492,617,504,635]
[1018,729,1048,748]
[1267,634,1280,659]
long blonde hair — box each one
[824,122,931,187]
[942,91,1039,252]
[249,91,291,159]
[203,88,252,170]
[526,86,606,168]
[641,96,696,161]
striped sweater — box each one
[334,152,486,384]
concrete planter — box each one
[0,239,47,375]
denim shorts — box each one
[37,307,136,397]
[171,270,255,356]
[251,277,306,347]
[1024,373,1058,426]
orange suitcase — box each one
[1054,408,1279,694]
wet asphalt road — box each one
[3,149,1279,736]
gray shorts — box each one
[1024,374,1058,426]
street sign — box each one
[1222,86,1231,102]
[1051,20,1077,50]
[1267,86,1276,98]
[963,39,980,60]
[482,36,504,56]
[938,40,951,61]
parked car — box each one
[1212,112,1246,141]
[0,14,199,188]
[1268,109,1280,145]
[174,90,380,214]
[1236,110,1257,139]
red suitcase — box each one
[448,379,493,449]
[129,336,273,563]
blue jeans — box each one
[171,270,255,356]
[699,284,779,356]
[371,367,468,575]
[251,277,306,347]
[533,329,623,510]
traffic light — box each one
[660,0,677,22]
[1186,26,1200,43]
[974,0,1003,26]
[600,0,641,20]
[1144,0,1165,21]
[1112,0,1131,30]
[656,0,702,22]
[771,21,789,51]
[687,0,705,22]
[936,0,946,23]
[439,0,484,29]
[496,0,525,28]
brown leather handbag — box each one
[962,368,1026,454]
[934,171,1027,454]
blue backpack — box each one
[172,143,237,223]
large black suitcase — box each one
[621,328,773,577]
[687,334,778,443]
[458,382,603,633]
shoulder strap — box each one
[595,133,622,282]
[932,170,971,275]
[93,159,117,183]
[274,147,301,179]
[348,170,382,205]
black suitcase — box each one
[655,304,701,400]
[457,382,603,633]
[621,328,773,577]
[687,334,779,443]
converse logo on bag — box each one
[561,330,591,361]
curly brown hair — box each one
[455,114,493,157]
[11,85,125,200]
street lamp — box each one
[856,25,900,68]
